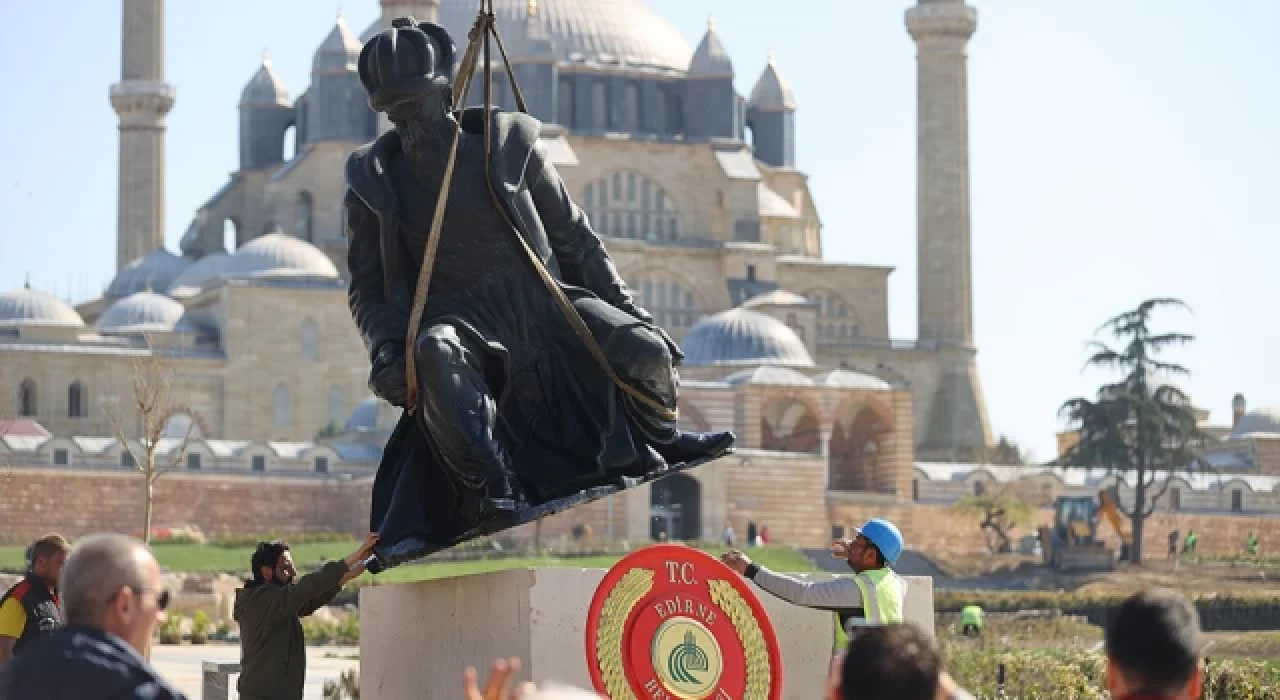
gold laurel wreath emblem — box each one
[595,568,655,700]
[708,579,772,700]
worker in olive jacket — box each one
[234,534,377,700]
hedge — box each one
[947,650,1280,699]
[936,591,1280,632]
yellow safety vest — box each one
[833,568,906,652]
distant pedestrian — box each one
[760,526,771,545]
[746,521,758,548]
[721,523,735,548]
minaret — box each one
[906,0,992,460]
[110,0,176,271]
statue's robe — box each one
[345,109,713,558]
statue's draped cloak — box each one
[345,110,674,549]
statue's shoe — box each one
[655,430,735,465]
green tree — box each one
[1055,298,1206,564]
[952,488,1036,554]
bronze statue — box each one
[345,19,733,569]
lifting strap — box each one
[403,1,678,422]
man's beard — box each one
[394,90,454,166]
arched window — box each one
[19,379,36,417]
[223,218,239,252]
[327,387,345,427]
[591,81,607,131]
[634,276,699,332]
[272,384,292,429]
[295,192,315,242]
[584,171,679,241]
[68,381,86,418]
[805,290,859,342]
[283,124,297,161]
[654,89,667,134]
[557,78,575,128]
[623,82,640,132]
[300,318,320,362]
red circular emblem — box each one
[585,545,783,700]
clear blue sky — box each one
[2,1,1276,460]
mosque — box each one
[5,0,1278,547]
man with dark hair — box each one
[1105,589,1204,700]
[234,534,378,700]
[0,533,70,665]
[826,624,938,700]
[0,533,183,699]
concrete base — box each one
[360,568,933,700]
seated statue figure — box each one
[345,19,734,566]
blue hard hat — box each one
[856,518,904,565]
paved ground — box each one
[150,643,359,699]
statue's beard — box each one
[392,89,453,165]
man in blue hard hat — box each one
[722,518,907,654]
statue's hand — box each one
[369,342,410,407]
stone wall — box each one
[0,468,371,543]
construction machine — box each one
[1038,489,1133,572]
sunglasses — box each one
[108,587,170,611]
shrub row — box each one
[936,591,1280,631]
[947,650,1280,700]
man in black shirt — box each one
[0,534,69,665]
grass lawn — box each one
[0,542,818,580]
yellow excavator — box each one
[1038,489,1132,572]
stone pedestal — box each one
[360,567,934,700]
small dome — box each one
[96,291,187,334]
[241,53,289,107]
[0,286,84,328]
[681,308,814,368]
[743,289,812,308]
[106,248,191,300]
[344,395,403,433]
[1232,407,1280,439]
[313,15,361,73]
[688,20,732,77]
[168,253,234,297]
[812,369,892,391]
[748,56,796,110]
[224,233,340,281]
[725,366,814,387]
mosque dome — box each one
[221,233,340,281]
[241,53,290,107]
[437,0,694,72]
[344,395,403,433]
[812,368,892,391]
[0,285,85,328]
[725,366,814,387]
[313,15,361,73]
[96,291,189,334]
[749,56,796,110]
[167,253,234,298]
[1231,407,1280,439]
[106,249,191,300]
[681,308,814,368]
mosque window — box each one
[19,379,37,417]
[805,290,857,340]
[295,192,315,242]
[68,381,86,418]
[1232,489,1243,512]
[121,451,135,468]
[585,172,680,241]
[187,453,201,470]
[300,319,320,362]
[53,449,69,466]
[635,276,699,331]
[655,89,667,134]
[591,81,607,131]
[623,82,640,132]
[315,456,330,474]
[327,387,345,426]
[272,384,292,429]
[251,455,266,471]
[557,78,576,128]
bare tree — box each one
[952,486,1036,553]
[108,344,196,545]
